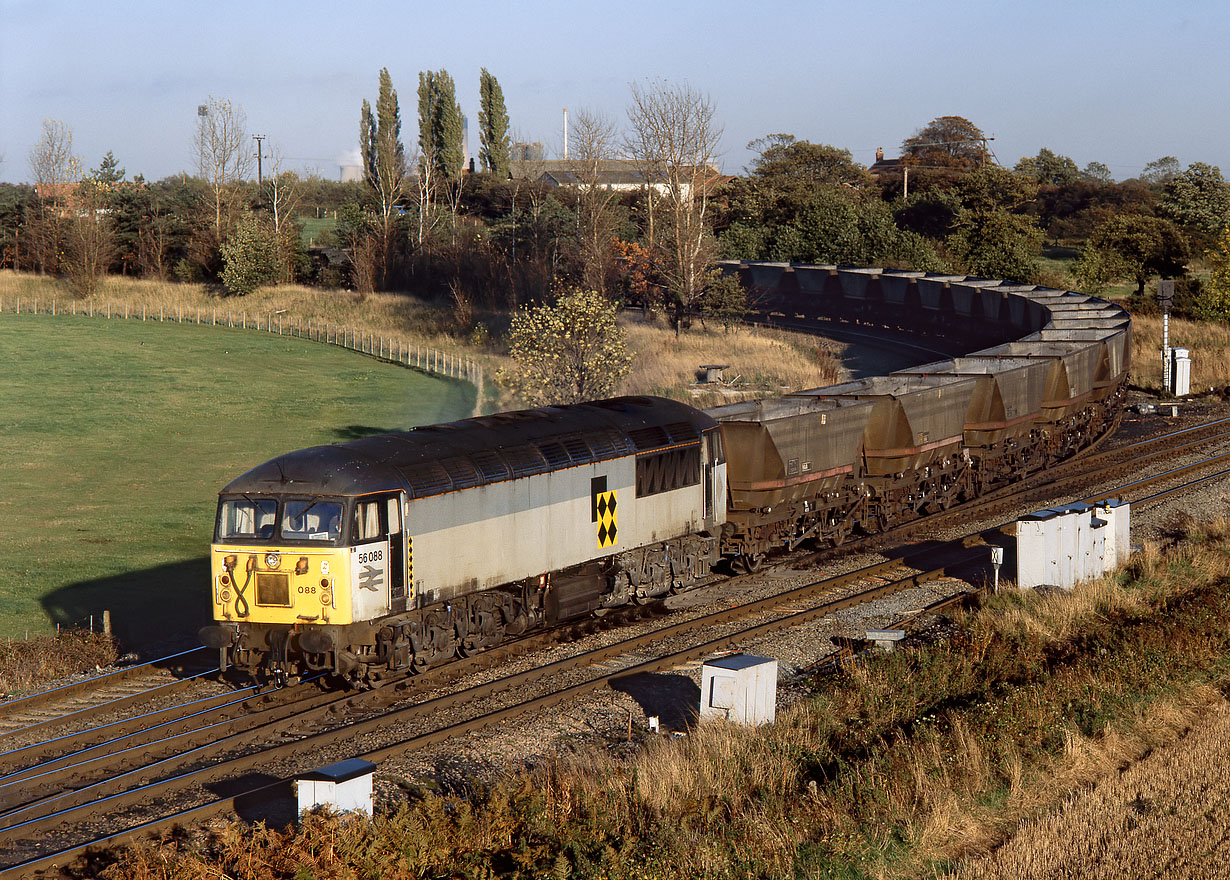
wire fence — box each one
[0,294,485,395]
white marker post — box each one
[1159,280,1174,393]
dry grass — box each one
[948,688,1230,880]
[0,630,118,696]
[1131,312,1230,393]
[544,523,1230,878]
[0,271,465,346]
[618,312,842,404]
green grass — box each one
[299,215,338,247]
[0,314,475,648]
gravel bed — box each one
[352,390,1230,810]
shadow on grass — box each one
[332,424,401,440]
[40,557,213,657]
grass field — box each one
[0,313,475,646]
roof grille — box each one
[562,436,593,463]
[665,421,699,443]
[470,450,510,482]
[537,442,572,468]
[401,461,452,498]
[440,457,481,490]
[628,426,671,451]
[503,445,547,477]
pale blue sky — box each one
[2,0,1226,184]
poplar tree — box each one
[478,68,511,177]
[417,69,465,242]
[417,70,464,181]
[359,68,406,286]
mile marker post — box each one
[989,545,1004,594]
[1159,280,1174,393]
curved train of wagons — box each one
[198,262,1132,683]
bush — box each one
[219,213,278,295]
[498,289,632,405]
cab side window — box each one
[354,500,382,542]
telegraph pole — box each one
[253,134,266,187]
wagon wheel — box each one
[826,521,852,548]
[737,552,765,574]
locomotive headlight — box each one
[295,557,309,575]
[320,588,332,605]
[221,588,231,602]
[264,553,281,569]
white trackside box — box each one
[700,653,777,726]
[296,758,376,817]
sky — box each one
[2,0,1227,185]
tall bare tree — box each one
[63,177,116,297]
[568,109,621,294]
[28,118,79,274]
[264,147,306,283]
[626,80,722,333]
[195,97,252,240]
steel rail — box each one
[0,672,239,775]
[0,648,207,722]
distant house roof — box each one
[511,157,721,183]
[868,158,904,176]
[539,168,654,188]
[34,181,79,203]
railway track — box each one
[5,412,1230,877]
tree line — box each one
[5,94,1230,323]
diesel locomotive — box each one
[199,264,1130,683]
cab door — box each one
[350,494,408,619]
[387,493,409,612]
[704,431,726,527]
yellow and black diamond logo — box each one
[596,490,618,548]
